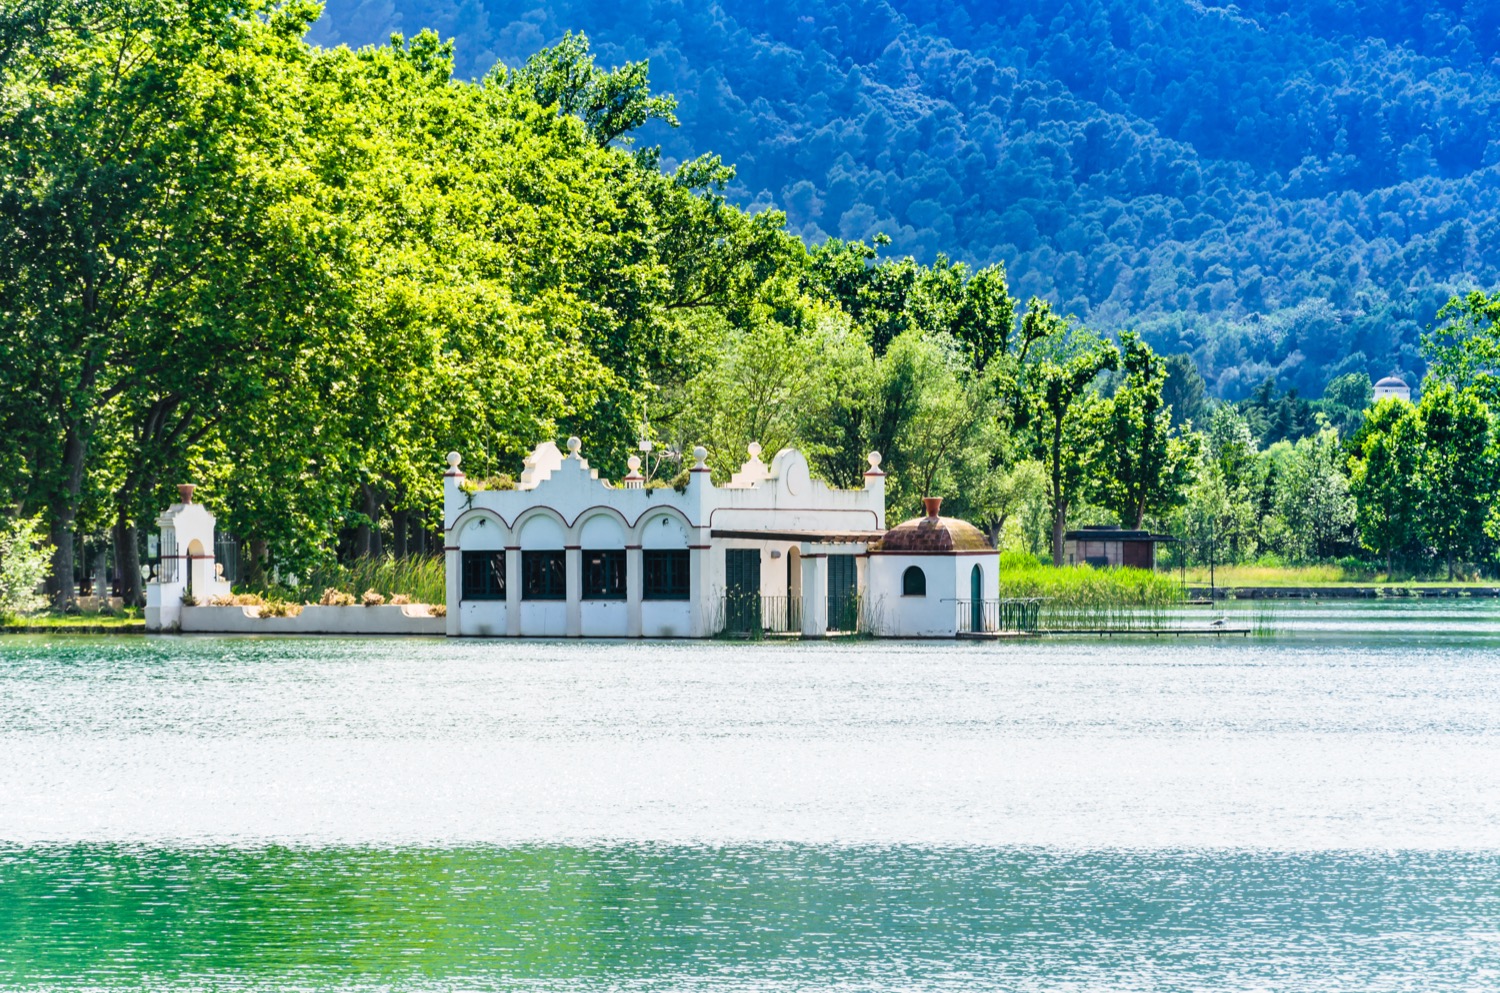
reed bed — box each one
[293,555,446,606]
[998,551,1184,631]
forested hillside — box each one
[310,0,1500,396]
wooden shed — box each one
[1063,526,1175,570]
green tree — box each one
[1423,290,1500,406]
[1096,332,1199,528]
[1416,384,1495,579]
[1348,398,1422,573]
[1026,307,1119,565]
[496,30,679,147]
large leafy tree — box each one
[0,0,348,605]
[1416,384,1495,580]
[1024,306,1119,564]
[1348,398,1423,574]
[1095,332,1199,529]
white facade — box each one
[865,552,998,638]
[145,484,232,631]
[444,439,1004,639]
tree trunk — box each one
[1448,550,1455,582]
[47,426,89,610]
[91,542,109,601]
[247,539,269,589]
[1051,500,1067,567]
[356,483,384,559]
[392,509,409,559]
[114,516,143,607]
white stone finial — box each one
[867,451,883,470]
[446,451,461,469]
[692,445,708,469]
[627,455,642,472]
[747,441,762,460]
[567,436,582,457]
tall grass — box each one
[998,550,1183,631]
[293,555,446,605]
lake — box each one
[2,601,1499,990]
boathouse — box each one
[443,440,998,638]
[1062,525,1175,569]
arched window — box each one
[902,565,926,597]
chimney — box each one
[177,483,195,505]
[922,496,942,519]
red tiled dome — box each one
[872,498,994,553]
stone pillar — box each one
[444,541,461,637]
[565,547,582,637]
[689,542,710,637]
[800,553,828,637]
[626,546,643,638]
[505,547,521,637]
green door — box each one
[970,563,984,632]
[827,554,859,631]
[725,549,761,633]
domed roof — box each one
[1375,376,1408,388]
[873,498,994,553]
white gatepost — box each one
[144,484,232,632]
[801,553,828,637]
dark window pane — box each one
[583,549,626,600]
[522,550,566,600]
[902,565,926,597]
[461,551,505,601]
[644,549,690,601]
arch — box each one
[638,509,691,550]
[515,508,567,549]
[578,510,628,547]
[902,565,926,597]
[787,545,802,599]
[449,508,509,551]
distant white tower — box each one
[1373,376,1411,403]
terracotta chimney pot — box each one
[177,483,195,505]
[922,496,942,519]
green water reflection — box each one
[2,845,1497,989]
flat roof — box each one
[710,528,888,544]
[1064,529,1177,542]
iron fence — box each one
[953,597,1043,633]
[826,593,863,633]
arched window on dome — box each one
[902,565,926,597]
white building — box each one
[144,484,232,631]
[1373,376,1411,402]
[443,440,1000,639]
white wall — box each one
[866,554,964,637]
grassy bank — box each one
[1178,563,1498,587]
[2,607,145,633]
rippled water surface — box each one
[2,601,1500,990]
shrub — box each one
[390,594,411,605]
[431,604,447,617]
[318,588,356,606]
[0,515,51,618]
[361,588,386,606]
[209,592,266,607]
[460,474,515,494]
[180,593,199,606]
[260,600,302,618]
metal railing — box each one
[953,597,1043,634]
[826,593,862,633]
[721,593,802,636]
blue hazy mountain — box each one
[309,0,1500,397]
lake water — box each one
[2,602,1500,990]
